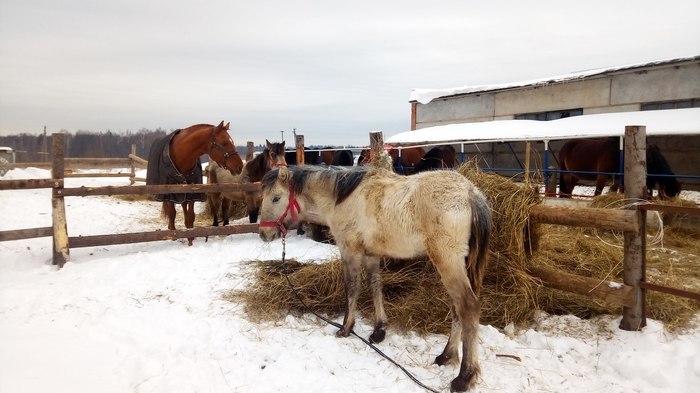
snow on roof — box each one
[385,108,700,146]
[409,55,700,105]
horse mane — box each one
[262,166,369,205]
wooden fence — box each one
[1,129,698,333]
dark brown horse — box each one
[147,121,243,245]
[357,149,372,166]
[285,148,320,165]
[558,137,680,199]
[208,140,286,225]
[319,148,354,166]
[413,145,458,173]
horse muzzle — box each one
[259,220,284,242]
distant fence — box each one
[1,129,698,333]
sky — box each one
[1,167,699,392]
[1,1,699,146]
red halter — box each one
[259,183,300,238]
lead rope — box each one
[279,235,440,393]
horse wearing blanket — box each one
[258,165,491,392]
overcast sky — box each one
[1,0,698,146]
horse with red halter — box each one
[558,137,680,199]
[207,140,286,225]
[146,121,243,245]
[258,165,491,392]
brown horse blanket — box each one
[146,130,205,203]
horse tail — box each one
[160,201,168,218]
[467,193,491,297]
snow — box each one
[409,55,700,105]
[1,167,699,393]
[386,108,700,147]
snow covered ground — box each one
[1,167,698,393]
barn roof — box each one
[385,108,700,146]
[409,55,700,105]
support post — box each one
[524,141,531,184]
[51,133,70,267]
[620,125,647,331]
[295,134,305,165]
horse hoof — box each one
[449,368,477,392]
[369,327,386,343]
[335,328,351,338]
[434,353,453,366]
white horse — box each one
[258,165,491,392]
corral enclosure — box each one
[1,125,700,392]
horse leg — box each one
[163,201,176,231]
[210,193,221,226]
[365,255,387,343]
[559,173,573,198]
[221,197,231,226]
[594,175,607,196]
[183,201,195,246]
[246,191,259,223]
[432,251,481,392]
[337,253,362,338]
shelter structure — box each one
[399,56,700,190]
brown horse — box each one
[388,146,425,174]
[413,145,458,173]
[558,137,680,198]
[258,165,491,392]
[358,147,425,174]
[208,140,286,224]
[146,121,243,245]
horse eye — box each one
[272,196,281,203]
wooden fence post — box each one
[620,125,647,331]
[369,131,384,160]
[246,142,255,161]
[295,134,305,165]
[51,133,70,267]
[130,144,137,185]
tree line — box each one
[0,129,256,162]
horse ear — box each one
[266,139,272,149]
[278,166,290,183]
[224,122,230,130]
[217,121,224,128]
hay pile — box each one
[231,162,543,334]
[230,164,699,334]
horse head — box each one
[209,121,243,175]
[259,166,300,242]
[265,139,287,168]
